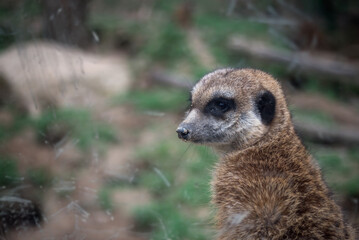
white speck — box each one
[55,147,64,159]
[230,211,249,226]
[92,31,100,43]
[67,201,90,219]
[53,180,76,192]
[153,167,171,187]
[144,111,165,117]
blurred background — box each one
[0,0,358,239]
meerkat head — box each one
[176,68,291,153]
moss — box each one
[141,21,193,66]
[342,177,359,197]
[133,203,207,240]
[26,168,53,187]
[132,139,215,239]
[0,156,20,186]
[34,108,117,150]
[98,187,113,211]
[114,88,189,112]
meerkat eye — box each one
[204,97,235,117]
[214,100,228,111]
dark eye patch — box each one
[204,97,235,118]
[255,90,276,125]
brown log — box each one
[294,121,359,146]
[228,36,359,86]
[288,93,359,129]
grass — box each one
[194,14,285,67]
[0,155,54,191]
[133,202,208,240]
[98,186,114,211]
[0,114,30,143]
[291,108,336,127]
[0,0,42,51]
[114,87,189,112]
[0,107,117,151]
[141,21,192,65]
[26,168,53,187]
[0,156,20,186]
[34,108,117,150]
[129,135,216,239]
[314,146,359,197]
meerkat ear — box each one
[255,90,276,125]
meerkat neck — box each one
[221,122,324,188]
[220,120,297,157]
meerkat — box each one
[176,68,355,240]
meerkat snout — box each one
[176,126,190,140]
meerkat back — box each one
[176,68,355,240]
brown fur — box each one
[177,69,355,239]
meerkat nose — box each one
[176,127,190,140]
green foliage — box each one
[195,14,270,65]
[152,0,178,12]
[342,177,359,197]
[134,203,207,240]
[98,187,113,211]
[317,153,350,174]
[114,88,189,112]
[34,108,117,150]
[137,171,173,196]
[0,156,20,186]
[291,108,335,127]
[135,139,182,195]
[0,107,116,150]
[176,146,216,206]
[89,15,125,31]
[22,0,42,17]
[0,0,42,50]
[196,14,268,40]
[26,168,53,187]
[141,22,192,65]
[0,27,15,51]
[302,78,340,100]
[132,137,216,239]
[0,111,32,143]
[174,177,211,206]
[348,148,359,163]
[315,147,359,197]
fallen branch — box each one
[289,93,359,128]
[294,121,359,146]
[228,36,359,86]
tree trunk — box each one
[42,0,90,47]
